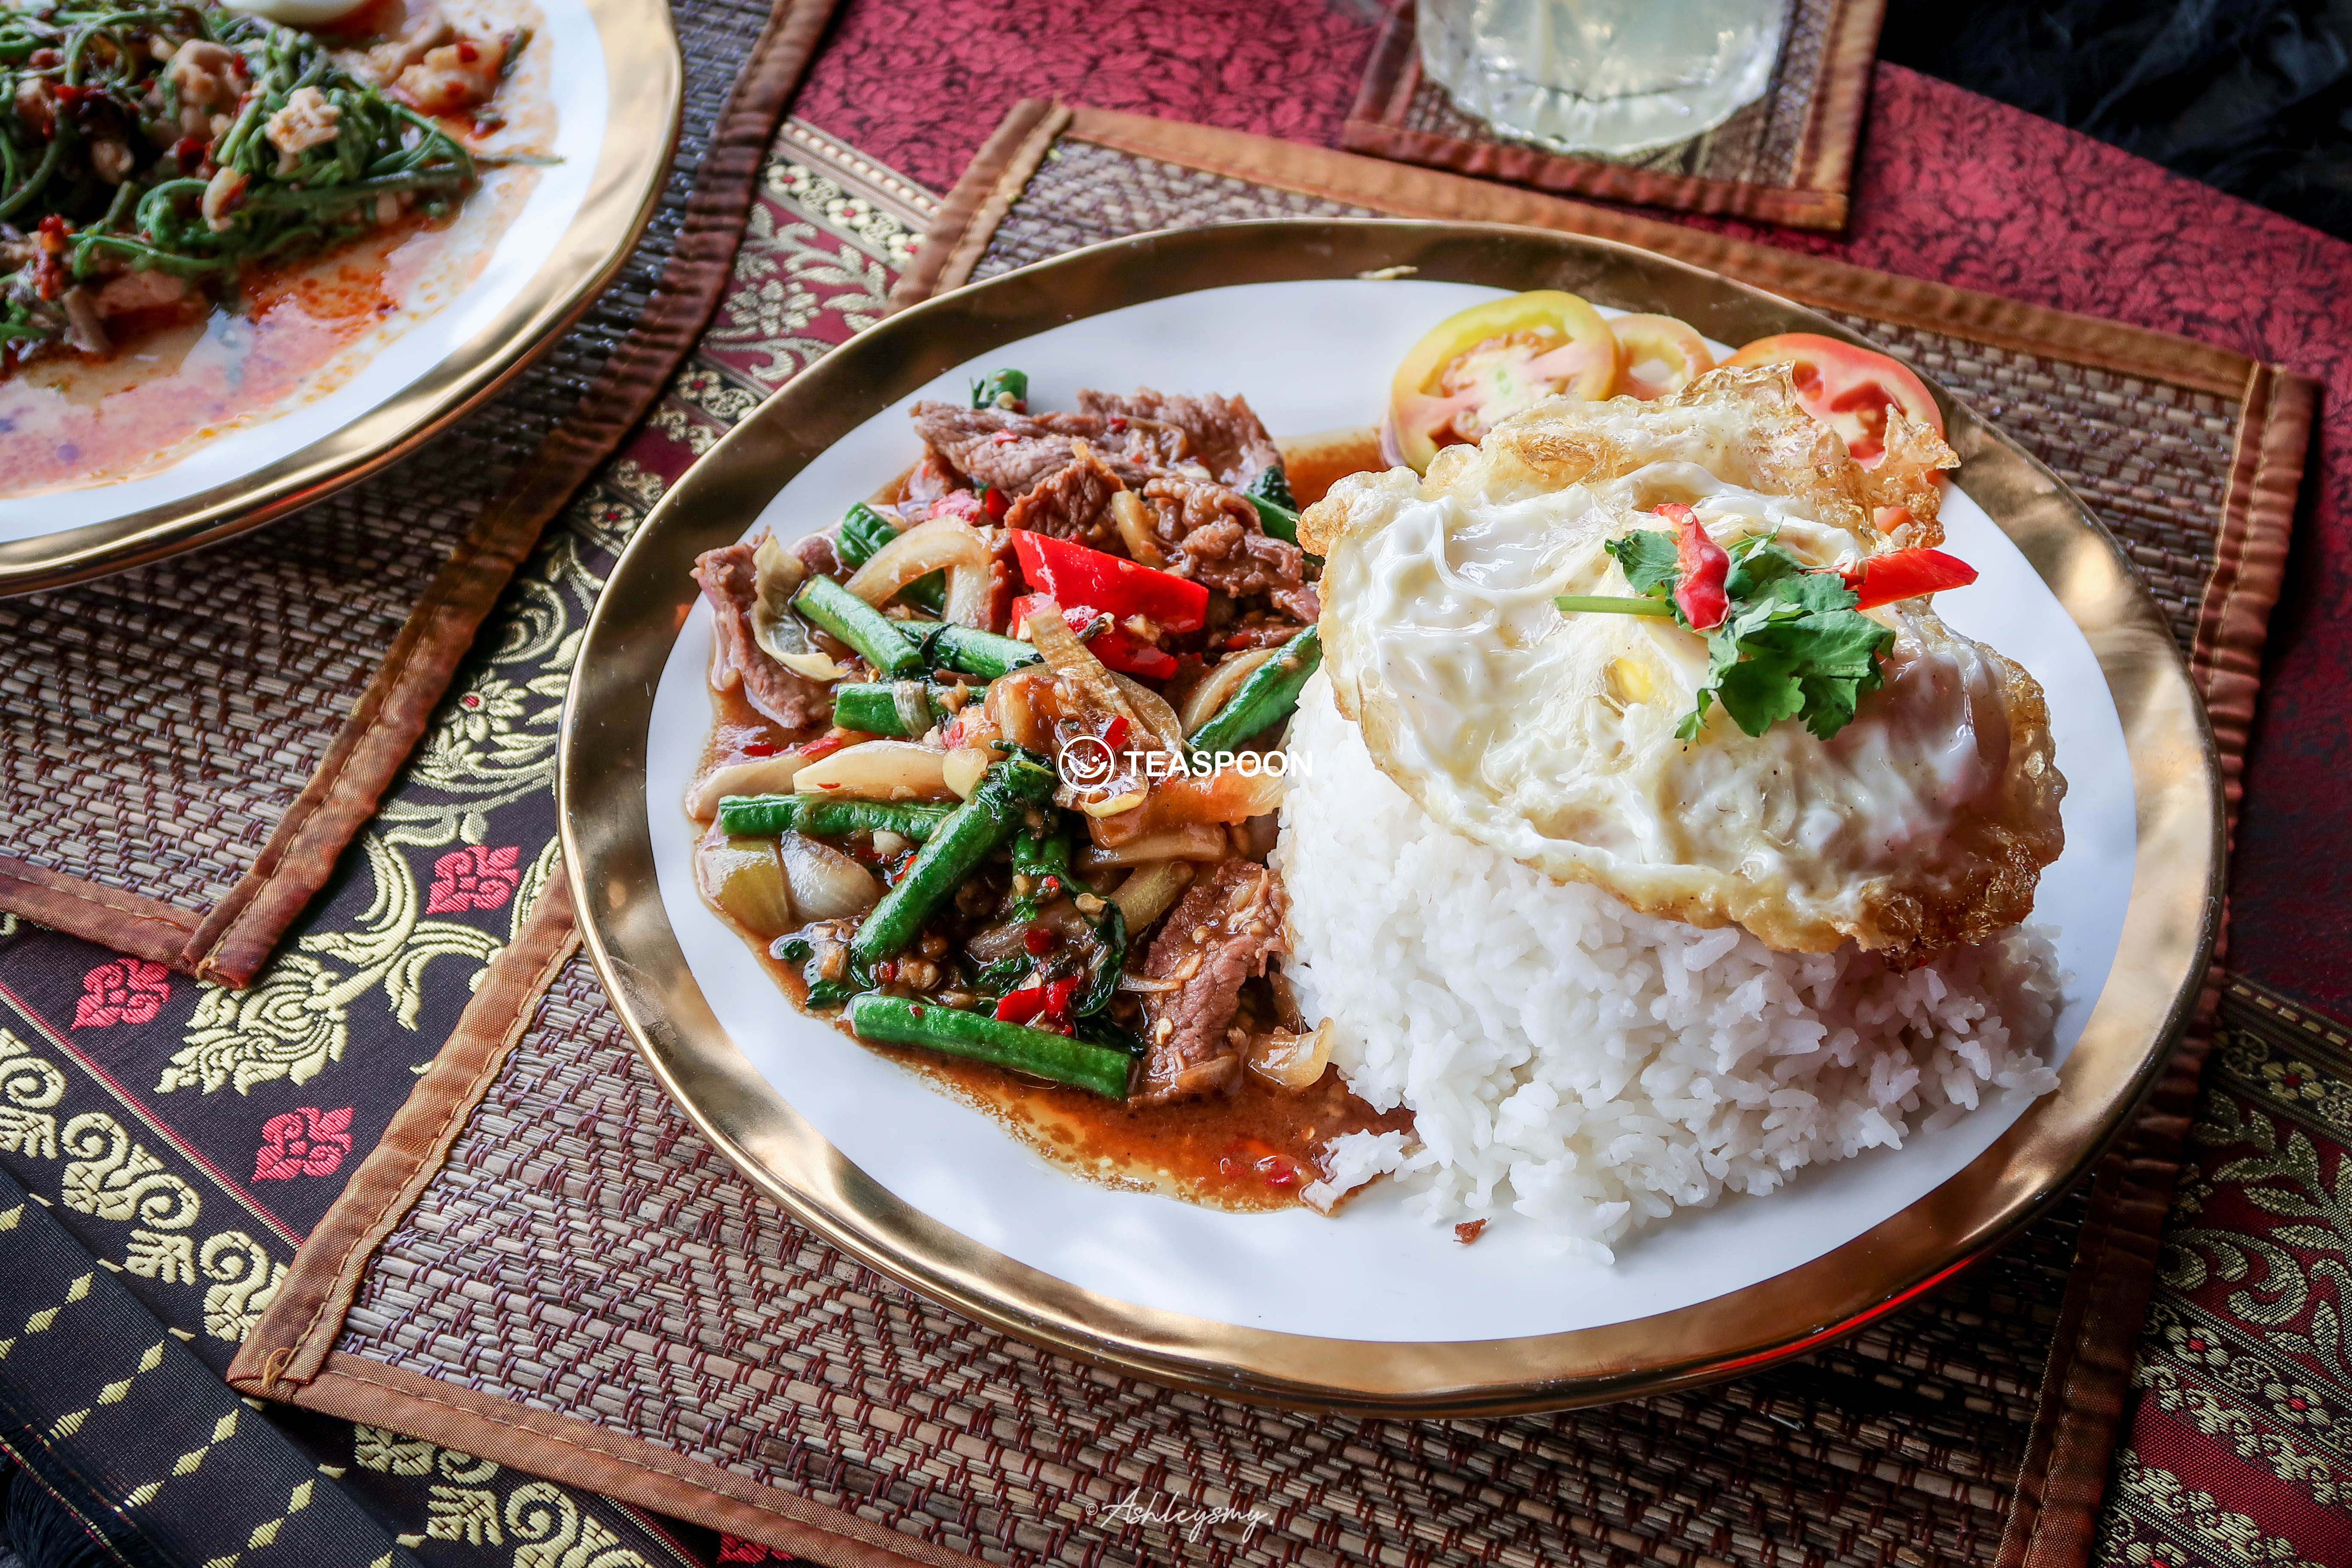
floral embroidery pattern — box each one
[426,845,523,915]
[162,837,508,1095]
[2098,993,2352,1565]
[252,1107,354,1181]
[74,959,170,1028]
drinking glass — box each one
[1418,0,1790,156]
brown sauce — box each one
[698,679,1410,1213]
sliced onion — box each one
[688,751,808,821]
[1110,490,1166,567]
[1089,767,1284,845]
[697,833,795,939]
[984,670,1051,754]
[1076,825,1228,868]
[1109,672,1185,754]
[1109,859,1194,930]
[942,746,992,799]
[1178,647,1279,735]
[1023,598,1142,731]
[844,516,989,606]
[793,739,953,800]
[1248,1020,1334,1090]
[751,536,848,680]
[778,832,880,920]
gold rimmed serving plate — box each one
[0,0,680,594]
[559,220,2221,1416]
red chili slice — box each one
[1658,503,1730,631]
[1011,530,1208,633]
[994,986,1045,1023]
[1840,547,1978,609]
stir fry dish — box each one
[689,375,1405,1210]
[1,0,522,368]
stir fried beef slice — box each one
[1002,441,1126,543]
[1139,476,1319,621]
[909,404,1190,494]
[1076,388,1280,488]
[691,543,833,733]
[1136,858,1289,1105]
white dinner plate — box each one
[560,220,2221,1413]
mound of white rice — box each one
[1274,674,2062,1262]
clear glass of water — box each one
[1418,0,1790,156]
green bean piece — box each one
[793,575,922,678]
[715,796,955,842]
[1188,626,1324,752]
[919,624,1041,681]
[848,995,1131,1100]
[849,756,1055,970]
[969,368,1029,410]
[831,680,959,739]
[1245,466,1302,545]
[1247,464,1298,511]
[834,502,946,615]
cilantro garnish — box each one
[1588,530,1895,741]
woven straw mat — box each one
[313,145,2261,1568]
[0,0,779,923]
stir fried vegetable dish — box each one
[689,374,1396,1206]
[1,0,522,366]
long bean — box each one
[831,680,961,738]
[918,624,1040,681]
[1188,626,1323,752]
[848,994,1132,1100]
[716,796,953,841]
[793,575,922,678]
[1245,466,1302,547]
[849,755,1054,969]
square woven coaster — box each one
[232,106,2315,1568]
[0,0,837,989]
[1343,0,1885,229]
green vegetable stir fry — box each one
[692,371,1334,1110]
[1,0,524,362]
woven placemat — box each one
[0,0,837,989]
[230,107,2314,1568]
[1342,0,1883,229]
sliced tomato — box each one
[1011,530,1207,632]
[1840,547,1978,609]
[1385,290,1621,472]
[1608,313,1714,399]
[1721,333,1943,467]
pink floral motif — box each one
[425,845,521,914]
[717,1538,787,1563]
[73,959,171,1028]
[252,1106,354,1180]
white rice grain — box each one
[1276,673,2061,1262]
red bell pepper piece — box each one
[1659,503,1729,631]
[1839,547,1978,609]
[1011,530,1208,633]
[1008,593,1179,680]
[994,986,1044,1023]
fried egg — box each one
[1298,365,2066,964]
